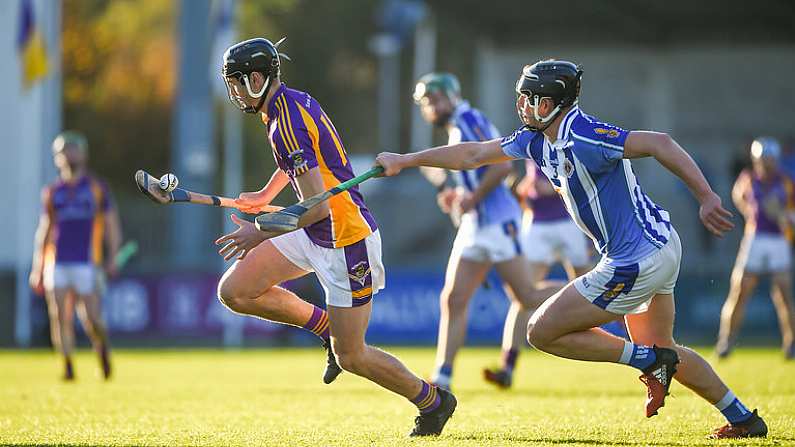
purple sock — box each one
[411,380,441,414]
[301,306,330,341]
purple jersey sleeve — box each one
[273,95,319,176]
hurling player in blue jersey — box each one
[411,73,561,390]
[376,60,767,439]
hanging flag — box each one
[210,0,237,99]
[17,0,49,90]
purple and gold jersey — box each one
[42,174,112,264]
[524,162,570,222]
[740,169,795,237]
[263,84,377,249]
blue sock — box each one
[617,341,656,371]
[434,364,452,378]
[715,391,753,424]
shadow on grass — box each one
[462,388,641,399]
[450,433,792,446]
[3,445,167,447]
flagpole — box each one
[211,0,244,348]
[14,0,61,347]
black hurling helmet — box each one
[515,59,582,131]
[221,37,288,114]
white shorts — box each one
[44,262,98,295]
[452,214,523,264]
[521,214,591,267]
[736,232,791,274]
[574,229,682,315]
[271,229,385,308]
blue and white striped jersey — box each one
[500,106,672,266]
[449,102,521,227]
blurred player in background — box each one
[717,137,795,359]
[412,73,561,390]
[376,59,768,439]
[214,38,455,436]
[514,161,592,279]
[29,131,121,380]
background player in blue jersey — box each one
[376,60,767,439]
[29,131,122,380]
[411,73,561,390]
[717,137,795,359]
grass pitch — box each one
[1,347,793,446]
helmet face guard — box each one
[514,61,582,132]
[223,70,272,114]
[221,37,286,114]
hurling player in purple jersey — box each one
[213,38,455,437]
[718,137,795,359]
[30,131,121,380]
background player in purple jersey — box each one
[213,38,455,436]
[375,60,767,439]
[718,137,795,359]
[411,73,562,390]
[514,162,592,279]
[29,131,122,380]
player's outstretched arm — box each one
[376,139,511,176]
[624,131,734,237]
[104,206,123,277]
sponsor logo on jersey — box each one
[289,150,307,171]
[563,159,575,178]
[594,127,620,138]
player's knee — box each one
[217,278,246,311]
[334,345,366,374]
[526,318,552,350]
[440,289,468,314]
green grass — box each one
[1,347,793,446]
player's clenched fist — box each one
[375,152,408,177]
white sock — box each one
[618,340,634,364]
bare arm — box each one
[292,167,331,228]
[104,207,123,275]
[624,131,734,236]
[215,167,331,261]
[376,138,512,176]
[468,162,513,205]
[257,169,291,203]
[731,171,752,218]
[235,169,290,213]
[29,212,51,291]
[419,166,448,189]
